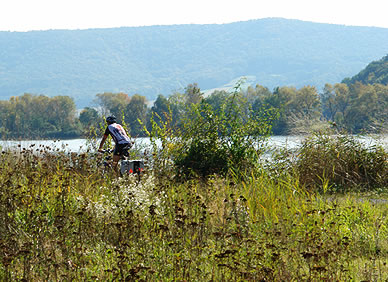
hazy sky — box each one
[1,0,388,31]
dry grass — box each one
[0,140,387,280]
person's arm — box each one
[98,134,108,152]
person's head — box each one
[106,116,117,125]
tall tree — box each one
[79,107,100,129]
[94,92,131,119]
[0,94,80,138]
[150,94,170,120]
[322,83,351,129]
[204,90,229,112]
[125,94,148,136]
[184,83,203,106]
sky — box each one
[1,0,388,31]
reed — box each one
[293,131,387,192]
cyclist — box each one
[98,116,131,174]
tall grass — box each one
[0,140,387,280]
[292,131,387,192]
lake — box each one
[1,135,387,153]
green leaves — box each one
[322,82,388,133]
[0,94,81,139]
[173,84,276,179]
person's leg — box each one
[112,154,121,176]
[112,143,129,176]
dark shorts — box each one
[113,143,130,156]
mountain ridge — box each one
[343,54,388,85]
[1,17,388,107]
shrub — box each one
[294,131,388,192]
[173,90,277,180]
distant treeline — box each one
[0,80,387,139]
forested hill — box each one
[343,55,388,85]
[1,18,388,107]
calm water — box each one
[1,135,387,152]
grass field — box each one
[1,131,387,281]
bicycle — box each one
[99,145,145,179]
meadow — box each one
[1,92,388,280]
[0,129,387,281]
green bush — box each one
[173,91,276,180]
[143,83,278,181]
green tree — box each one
[322,83,351,128]
[46,96,80,137]
[254,86,323,134]
[372,83,388,132]
[204,90,229,112]
[28,95,53,136]
[344,83,382,133]
[184,83,203,106]
[167,91,186,130]
[147,94,171,131]
[343,54,388,85]
[245,84,272,105]
[79,107,100,129]
[0,100,10,138]
[125,94,148,136]
[94,92,131,120]
[287,86,323,133]
[322,82,388,133]
[0,94,80,138]
[150,94,170,120]
[174,88,275,179]
[258,86,296,134]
